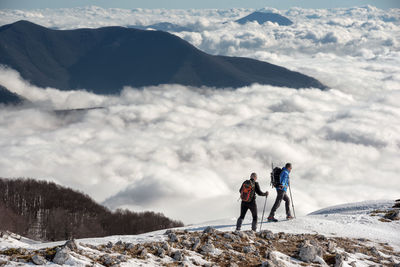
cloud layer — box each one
[0,6,399,223]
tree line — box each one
[0,178,183,241]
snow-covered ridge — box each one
[308,200,394,215]
[0,200,399,266]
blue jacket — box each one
[279,167,290,192]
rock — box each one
[64,239,78,250]
[157,248,165,258]
[327,240,337,253]
[125,243,134,250]
[259,230,274,239]
[182,240,191,248]
[31,255,46,265]
[162,241,170,251]
[334,253,348,267]
[101,254,115,266]
[298,241,323,262]
[223,233,235,240]
[229,263,239,267]
[201,243,215,254]
[246,230,256,239]
[53,247,70,265]
[192,238,201,250]
[169,232,180,242]
[203,226,216,234]
[164,229,174,235]
[224,243,233,250]
[173,250,183,261]
[243,245,256,253]
[258,239,267,245]
[106,241,113,248]
[140,247,148,258]
[117,255,126,262]
[370,246,381,257]
[234,230,248,239]
[385,209,400,220]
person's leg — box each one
[268,190,284,218]
[283,192,292,217]
[236,202,249,230]
[249,202,258,231]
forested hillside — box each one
[0,178,183,241]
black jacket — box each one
[239,178,267,203]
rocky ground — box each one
[1,226,400,266]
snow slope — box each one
[0,200,399,266]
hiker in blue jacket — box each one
[268,163,293,222]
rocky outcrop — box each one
[0,229,399,266]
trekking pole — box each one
[259,162,272,232]
[259,195,267,232]
[288,183,296,218]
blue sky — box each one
[0,0,398,9]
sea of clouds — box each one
[0,6,399,223]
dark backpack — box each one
[271,167,282,188]
[240,180,255,202]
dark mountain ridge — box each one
[0,20,326,94]
[0,177,183,241]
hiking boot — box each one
[267,216,278,222]
[286,215,294,220]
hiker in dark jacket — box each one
[268,163,293,222]
[236,172,268,231]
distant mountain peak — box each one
[235,11,294,26]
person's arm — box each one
[239,182,244,193]
[255,182,268,196]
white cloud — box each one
[0,6,399,224]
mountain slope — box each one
[1,200,399,266]
[0,20,326,94]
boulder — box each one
[125,243,135,250]
[53,247,70,265]
[169,232,180,242]
[31,255,46,265]
[201,243,215,254]
[101,254,115,266]
[298,241,323,262]
[157,248,165,258]
[173,250,183,261]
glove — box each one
[278,185,284,190]
[265,191,269,197]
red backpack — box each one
[240,180,255,202]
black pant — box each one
[269,189,291,218]
[236,201,258,230]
